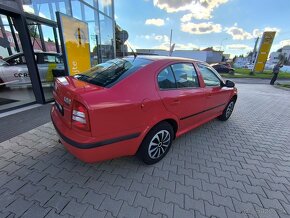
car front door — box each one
[196,63,232,117]
[157,63,207,132]
[3,54,31,85]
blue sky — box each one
[115,0,290,57]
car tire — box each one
[218,98,236,121]
[137,122,174,165]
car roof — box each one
[126,55,204,63]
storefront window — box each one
[99,14,114,62]
[23,0,72,21]
[41,25,58,52]
[98,0,113,17]
[27,22,62,101]
[83,0,95,7]
[84,5,100,66]
[0,14,35,111]
[71,0,83,20]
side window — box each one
[7,55,26,65]
[55,55,63,63]
[158,67,176,89]
[198,64,221,87]
[43,55,57,63]
[171,63,199,88]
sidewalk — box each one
[0,104,51,143]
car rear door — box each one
[196,63,231,117]
[157,63,207,131]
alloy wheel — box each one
[148,130,171,159]
[226,101,235,118]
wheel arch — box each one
[231,95,237,102]
[137,117,179,153]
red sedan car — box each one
[51,56,237,164]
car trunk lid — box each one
[53,76,104,129]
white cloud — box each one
[181,22,222,34]
[154,0,229,20]
[225,26,253,40]
[154,35,170,42]
[180,14,192,22]
[279,39,290,47]
[264,27,280,33]
[145,18,165,26]
[175,43,199,50]
[252,29,262,38]
[154,42,199,50]
[226,44,252,50]
[140,33,170,42]
[144,35,151,39]
[226,25,281,40]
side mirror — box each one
[224,80,235,88]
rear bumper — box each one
[51,105,142,163]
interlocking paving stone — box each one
[82,205,107,218]
[21,203,51,218]
[0,84,290,218]
[115,187,137,205]
[118,202,142,218]
[5,197,34,217]
[99,196,123,217]
[133,193,155,212]
[45,193,71,213]
[153,198,174,218]
[61,199,88,217]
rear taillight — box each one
[72,101,90,131]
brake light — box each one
[72,101,90,131]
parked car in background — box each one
[212,63,235,74]
[0,52,63,87]
[220,62,232,68]
[51,56,238,164]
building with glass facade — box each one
[0,0,115,112]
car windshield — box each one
[74,57,152,87]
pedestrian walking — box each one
[270,62,283,85]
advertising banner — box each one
[56,12,90,76]
[253,31,276,73]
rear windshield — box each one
[74,57,152,87]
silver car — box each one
[0,52,64,86]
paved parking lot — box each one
[0,84,290,218]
